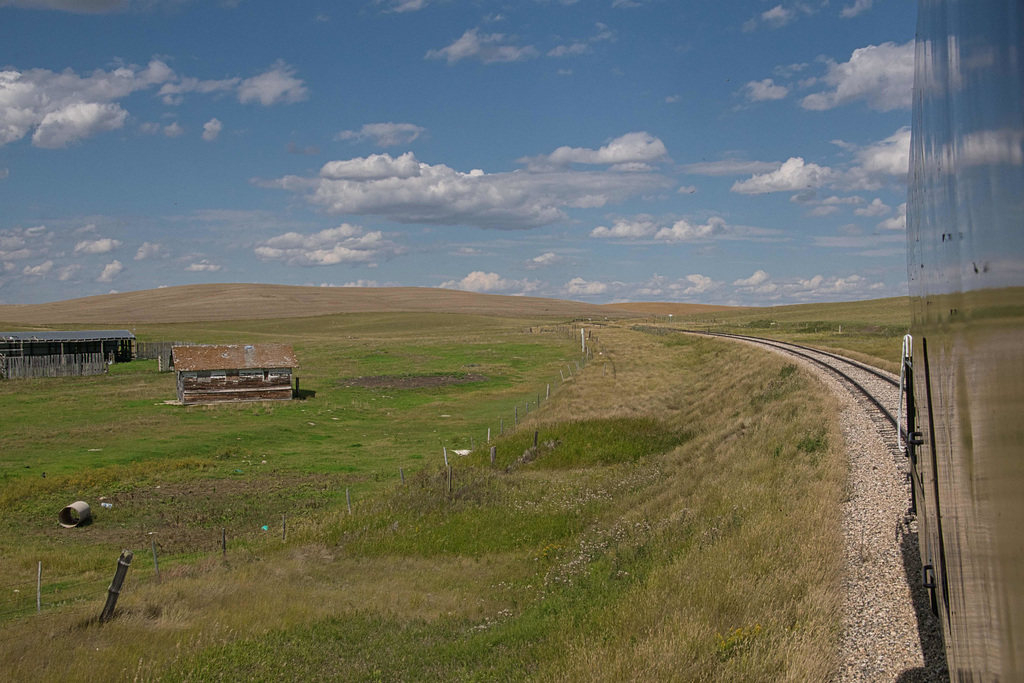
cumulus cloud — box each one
[743,4,802,31]
[254,224,401,267]
[336,122,426,147]
[744,78,789,101]
[426,28,538,64]
[731,157,834,194]
[268,149,672,229]
[56,264,81,281]
[202,118,222,142]
[22,260,53,277]
[74,237,122,254]
[0,60,170,148]
[548,22,614,57]
[524,252,563,270]
[730,269,887,301]
[185,260,222,272]
[135,241,162,260]
[840,0,873,18]
[801,41,914,111]
[877,202,907,231]
[539,131,668,167]
[590,216,658,239]
[564,277,610,296]
[163,121,184,137]
[854,197,890,217]
[1,58,303,149]
[97,259,123,282]
[733,269,771,288]
[654,216,728,242]
[440,271,539,294]
[237,60,308,106]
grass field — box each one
[0,286,908,680]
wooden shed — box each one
[171,344,298,405]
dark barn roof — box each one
[171,344,298,372]
[0,330,135,342]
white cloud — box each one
[163,121,184,138]
[74,237,122,254]
[541,131,667,166]
[269,150,672,229]
[202,118,222,142]
[744,78,789,102]
[665,95,682,103]
[730,269,888,301]
[33,102,129,148]
[590,216,658,239]
[22,260,53,276]
[237,60,308,106]
[731,157,834,194]
[524,252,563,270]
[854,197,890,217]
[97,259,123,282]
[56,264,81,281]
[0,168,7,179]
[374,0,429,12]
[877,202,907,231]
[426,28,538,64]
[440,271,539,294]
[733,269,771,288]
[1,58,301,150]
[341,279,380,287]
[762,5,795,26]
[135,241,162,260]
[254,224,400,267]
[654,216,727,242]
[808,205,839,216]
[336,122,426,147]
[185,260,222,272]
[801,41,914,112]
[840,0,873,18]
[564,277,610,296]
[1,59,171,148]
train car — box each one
[904,0,1024,678]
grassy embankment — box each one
[660,296,911,374]
[1,312,846,681]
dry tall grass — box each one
[0,324,846,681]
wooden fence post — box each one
[222,528,226,557]
[37,562,41,614]
[151,540,160,582]
[347,489,352,514]
[282,514,287,541]
[400,467,405,484]
[490,446,496,465]
[99,550,133,623]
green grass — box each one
[0,310,851,681]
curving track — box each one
[683,330,949,682]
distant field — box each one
[0,288,911,680]
[0,283,643,325]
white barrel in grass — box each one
[58,501,91,528]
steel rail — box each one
[683,330,899,431]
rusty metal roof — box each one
[171,344,298,371]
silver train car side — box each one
[905,0,1024,678]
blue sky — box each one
[0,0,917,306]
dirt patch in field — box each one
[341,373,489,389]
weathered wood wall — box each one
[0,353,108,379]
[177,371,293,404]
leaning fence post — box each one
[347,488,352,514]
[99,550,133,623]
[546,384,550,399]
[400,467,405,484]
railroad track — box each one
[683,330,904,458]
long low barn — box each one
[0,330,134,361]
[171,344,298,405]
